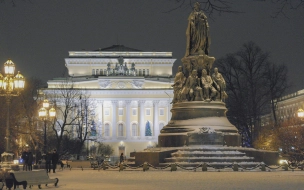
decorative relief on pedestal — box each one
[130,80,144,89]
[98,80,111,89]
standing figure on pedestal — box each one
[185,2,210,56]
[171,66,186,104]
[181,69,202,101]
[201,69,217,101]
[212,67,228,101]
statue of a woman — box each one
[185,2,210,56]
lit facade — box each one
[261,89,304,126]
[44,45,176,157]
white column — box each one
[98,100,104,140]
[167,100,171,122]
[139,100,145,138]
[153,100,160,137]
[111,100,118,139]
[125,100,131,139]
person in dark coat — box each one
[21,149,29,171]
[45,151,52,173]
[27,151,34,171]
[120,153,124,163]
[52,149,59,173]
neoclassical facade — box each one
[45,45,176,157]
[261,89,304,126]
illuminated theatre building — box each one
[45,45,175,157]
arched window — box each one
[159,123,164,130]
[118,123,124,137]
[104,123,110,137]
[132,123,138,136]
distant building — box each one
[43,45,176,157]
[261,89,304,126]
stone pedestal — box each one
[158,101,241,147]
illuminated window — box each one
[159,108,164,116]
[105,108,109,116]
[118,108,123,116]
[146,108,151,116]
[132,108,137,116]
[132,123,138,136]
[118,123,124,137]
[104,123,110,137]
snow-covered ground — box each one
[32,168,304,190]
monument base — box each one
[158,101,241,147]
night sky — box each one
[0,0,303,92]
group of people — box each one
[21,149,34,171]
[45,149,59,173]
[21,149,59,173]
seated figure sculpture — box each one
[181,69,203,101]
[212,67,227,101]
[201,69,217,101]
[171,66,186,104]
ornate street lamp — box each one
[0,59,25,161]
[297,108,304,120]
[38,98,56,154]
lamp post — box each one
[38,98,56,154]
[297,108,304,120]
[0,59,25,162]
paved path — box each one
[38,168,304,190]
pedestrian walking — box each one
[45,151,52,173]
[27,151,34,171]
[120,153,124,163]
[52,149,59,173]
[21,149,29,171]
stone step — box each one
[165,156,255,163]
[172,151,246,157]
[159,161,262,169]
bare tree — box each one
[168,0,304,17]
[73,93,97,158]
[17,78,44,153]
[215,41,276,146]
[45,79,82,155]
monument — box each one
[158,2,241,147]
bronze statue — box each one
[212,67,227,100]
[201,69,217,100]
[181,69,202,101]
[185,2,210,57]
[171,66,186,103]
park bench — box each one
[59,160,70,170]
[90,160,99,169]
[10,170,59,189]
[69,161,92,170]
